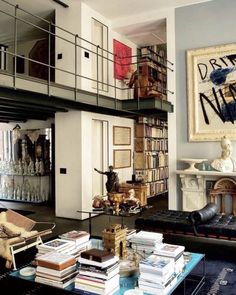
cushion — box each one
[189,203,218,225]
[0,224,20,239]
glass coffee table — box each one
[10,247,205,295]
[77,206,150,235]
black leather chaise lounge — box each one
[135,203,236,240]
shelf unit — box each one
[134,116,168,198]
[0,173,50,203]
[138,44,167,100]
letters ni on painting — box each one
[187,43,236,141]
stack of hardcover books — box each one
[59,230,91,260]
[35,251,77,289]
[75,248,120,295]
[154,243,185,274]
[36,238,76,256]
[138,253,177,295]
[130,230,163,252]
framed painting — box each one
[113,149,131,169]
[187,43,236,141]
[113,126,131,145]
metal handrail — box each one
[0,0,174,105]
[0,49,126,91]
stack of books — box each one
[75,248,120,295]
[154,243,185,274]
[130,230,163,252]
[59,230,91,260]
[35,251,77,289]
[126,229,137,241]
[138,253,177,295]
[36,238,76,257]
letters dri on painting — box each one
[187,43,236,141]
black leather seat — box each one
[135,203,236,239]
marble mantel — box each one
[176,170,236,211]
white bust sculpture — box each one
[211,136,236,172]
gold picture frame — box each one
[113,149,131,169]
[113,126,131,145]
[187,43,236,141]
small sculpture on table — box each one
[94,165,120,193]
[94,166,122,214]
[211,136,236,172]
[122,189,141,213]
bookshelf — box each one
[138,44,167,100]
[134,116,168,198]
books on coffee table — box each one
[59,230,90,245]
[154,243,185,258]
[36,251,76,271]
[80,248,114,263]
[37,238,75,255]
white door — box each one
[92,119,108,196]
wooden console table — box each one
[176,170,236,212]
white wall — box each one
[55,110,134,220]
[54,1,137,98]
[79,2,137,99]
[55,0,82,88]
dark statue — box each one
[94,165,119,193]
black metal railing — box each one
[0,0,174,110]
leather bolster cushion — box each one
[189,202,218,225]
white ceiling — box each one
[81,0,213,20]
[0,0,213,46]
[81,0,213,46]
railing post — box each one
[96,45,100,106]
[137,57,140,110]
[47,22,51,96]
[75,34,78,101]
[13,4,18,89]
[114,73,117,109]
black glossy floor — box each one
[0,195,168,240]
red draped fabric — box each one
[113,39,132,80]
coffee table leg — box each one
[89,212,92,235]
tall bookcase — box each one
[138,44,167,100]
[134,116,168,198]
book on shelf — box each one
[154,243,185,258]
[80,248,114,263]
[59,230,90,245]
[36,251,76,271]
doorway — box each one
[92,119,109,196]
